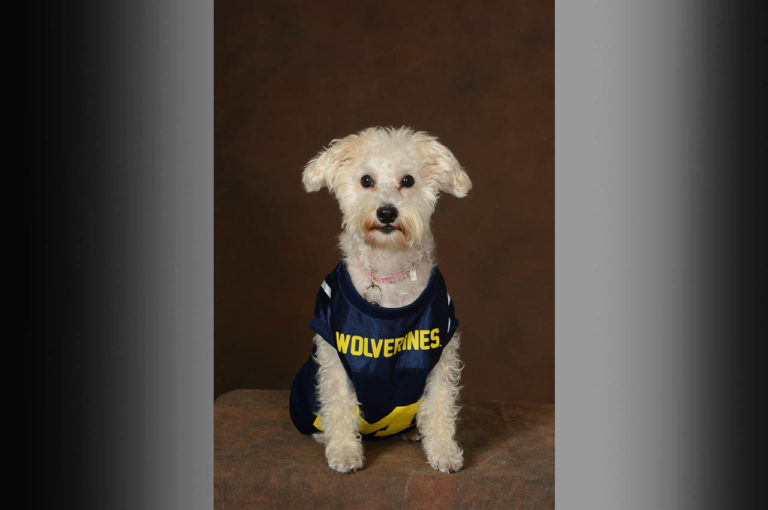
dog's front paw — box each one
[325,440,364,473]
[425,440,464,474]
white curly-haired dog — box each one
[289,126,471,474]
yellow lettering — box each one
[371,338,383,358]
[334,330,438,357]
[406,331,419,350]
[384,338,394,357]
[420,329,429,350]
[351,335,363,355]
[430,328,440,348]
[336,332,350,353]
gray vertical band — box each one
[556,1,757,509]
[85,2,213,508]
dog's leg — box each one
[313,335,364,473]
[417,334,464,473]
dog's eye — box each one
[360,175,375,188]
[400,175,415,188]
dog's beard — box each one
[350,210,423,249]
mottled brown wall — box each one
[215,0,553,403]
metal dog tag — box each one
[364,283,382,304]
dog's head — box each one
[302,127,471,249]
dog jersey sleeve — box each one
[309,266,340,343]
[309,284,333,342]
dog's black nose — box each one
[376,204,398,224]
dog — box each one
[289,126,471,473]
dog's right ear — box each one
[302,133,360,193]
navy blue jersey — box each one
[289,260,459,437]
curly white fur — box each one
[313,335,364,473]
[303,127,470,473]
[417,335,464,472]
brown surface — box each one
[215,389,554,510]
[215,1,554,403]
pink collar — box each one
[367,251,429,284]
[369,268,412,284]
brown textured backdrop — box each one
[215,0,553,403]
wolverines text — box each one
[335,329,441,359]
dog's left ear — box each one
[302,133,360,193]
[418,133,472,198]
